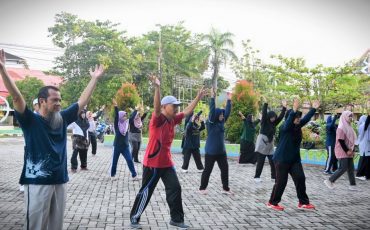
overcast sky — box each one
[0,0,368,82]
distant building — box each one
[0,52,63,126]
[0,67,63,98]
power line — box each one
[0,42,63,52]
[14,55,55,62]
[0,46,63,55]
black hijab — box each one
[75,110,89,138]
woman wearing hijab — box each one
[110,99,139,180]
[356,114,370,180]
[324,114,339,174]
[199,89,232,195]
[181,111,205,173]
[238,112,260,164]
[267,99,319,211]
[324,111,358,190]
[254,100,287,182]
[68,110,91,172]
[129,106,148,163]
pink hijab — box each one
[134,112,143,129]
[338,111,357,150]
[118,111,129,136]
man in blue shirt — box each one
[0,49,105,230]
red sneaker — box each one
[298,203,315,210]
[267,202,284,211]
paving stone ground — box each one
[0,137,369,229]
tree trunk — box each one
[212,64,219,99]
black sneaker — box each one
[130,220,142,229]
[169,220,189,229]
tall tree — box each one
[6,77,45,109]
[226,80,259,143]
[232,40,276,107]
[267,55,365,117]
[203,27,237,91]
[48,12,139,109]
[131,23,208,106]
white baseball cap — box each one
[161,96,181,105]
[33,98,39,105]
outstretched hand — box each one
[197,86,209,99]
[210,87,216,98]
[292,98,300,112]
[238,111,245,119]
[149,74,160,87]
[282,100,287,108]
[227,92,232,100]
[0,49,6,69]
[312,100,320,109]
[260,96,267,103]
[89,64,105,80]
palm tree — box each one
[203,27,237,92]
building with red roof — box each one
[0,67,63,98]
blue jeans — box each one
[110,146,137,177]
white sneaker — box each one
[197,169,204,173]
[348,186,359,191]
[221,190,234,195]
[198,189,208,195]
[181,169,188,173]
[110,176,117,181]
[324,180,334,189]
[19,185,24,192]
[254,178,262,183]
[355,176,366,181]
[132,176,141,181]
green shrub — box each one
[225,80,259,143]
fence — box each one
[104,135,360,167]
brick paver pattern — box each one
[0,137,369,229]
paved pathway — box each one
[0,137,369,229]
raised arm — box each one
[141,112,148,121]
[149,75,161,117]
[238,111,246,120]
[282,98,299,131]
[183,86,208,117]
[327,115,338,130]
[0,50,26,113]
[356,48,370,65]
[113,99,119,131]
[129,110,138,122]
[300,100,320,126]
[185,120,194,135]
[78,64,104,113]
[208,88,216,122]
[275,100,287,125]
[199,120,206,131]
[224,92,232,122]
[261,103,268,122]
